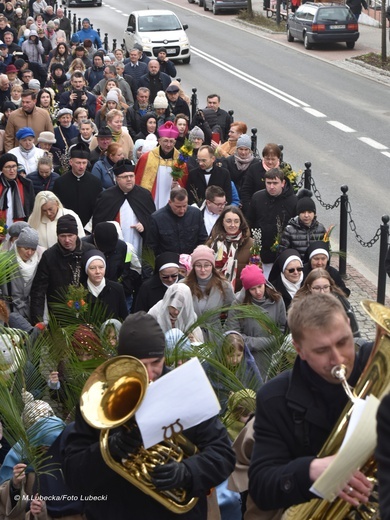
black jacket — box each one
[84,279,128,321]
[221,155,260,197]
[63,402,235,520]
[147,204,208,256]
[30,239,95,323]
[187,164,232,206]
[279,216,327,260]
[53,171,103,227]
[0,173,35,220]
[248,182,297,263]
[249,343,372,511]
[241,160,267,216]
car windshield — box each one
[317,8,354,22]
[138,14,182,32]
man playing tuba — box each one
[248,293,373,517]
[62,311,236,519]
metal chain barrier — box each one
[306,173,341,210]
[345,199,382,248]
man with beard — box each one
[126,87,152,140]
[139,60,171,104]
[4,89,54,151]
[30,214,95,323]
[53,143,102,227]
[92,159,155,256]
[135,121,187,210]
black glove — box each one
[151,460,192,491]
[108,426,143,462]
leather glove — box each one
[151,460,192,491]
[108,426,143,462]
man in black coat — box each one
[248,293,373,514]
[247,168,297,273]
[63,311,236,520]
[30,214,95,323]
[187,145,232,207]
[53,143,102,227]
[166,83,190,118]
[205,94,233,143]
[125,86,152,140]
[92,159,156,253]
[146,187,208,256]
[139,60,171,105]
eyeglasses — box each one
[286,267,304,273]
[117,175,134,180]
[3,164,17,170]
[160,273,179,280]
[194,263,212,270]
[211,201,226,208]
[311,285,331,292]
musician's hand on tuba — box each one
[151,460,192,491]
[339,470,373,507]
[108,427,143,462]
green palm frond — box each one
[0,250,20,286]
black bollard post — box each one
[303,161,311,190]
[112,39,117,51]
[72,13,77,34]
[377,214,389,304]
[191,88,197,120]
[339,185,349,277]
[96,27,99,36]
[64,6,67,17]
[278,144,284,163]
[77,17,81,31]
[104,33,109,52]
[251,128,258,156]
[228,109,234,123]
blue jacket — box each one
[75,27,102,48]
[27,170,60,195]
[91,156,116,190]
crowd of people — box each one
[0,2,388,520]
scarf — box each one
[0,174,25,220]
[110,128,122,142]
[213,232,243,291]
[87,277,106,297]
[262,158,280,171]
[234,152,254,172]
[15,248,39,283]
[281,271,303,299]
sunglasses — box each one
[160,274,178,280]
[287,267,304,273]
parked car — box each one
[203,0,248,14]
[123,9,191,64]
[287,2,359,50]
[65,0,101,6]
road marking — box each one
[381,151,390,158]
[358,137,388,150]
[327,121,356,132]
[302,107,327,117]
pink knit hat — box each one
[240,264,266,290]
[158,121,179,139]
[191,245,215,267]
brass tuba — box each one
[283,300,390,520]
[80,355,198,514]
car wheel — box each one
[188,0,195,3]
[199,0,204,6]
[346,41,355,49]
[287,29,294,42]
[304,34,312,49]
[182,56,191,64]
[213,2,220,14]
[203,0,209,10]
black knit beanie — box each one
[117,312,166,359]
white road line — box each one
[302,107,327,118]
[358,137,388,150]
[327,121,356,133]
[381,151,390,158]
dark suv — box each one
[287,3,359,50]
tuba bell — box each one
[80,355,198,514]
[283,300,390,520]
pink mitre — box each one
[158,121,179,139]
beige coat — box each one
[5,107,54,152]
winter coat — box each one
[75,27,102,48]
[187,164,232,207]
[21,33,45,64]
[4,106,54,152]
[247,182,297,264]
[222,154,259,197]
[58,89,97,120]
[279,216,326,259]
[30,207,85,249]
[9,145,45,175]
[0,174,35,221]
[84,279,128,321]
[133,274,170,313]
[84,64,105,90]
[63,405,236,520]
[248,343,372,511]
[241,161,267,216]
[27,169,61,195]
[30,239,95,323]
[147,204,208,256]
[225,292,286,379]
[91,155,116,189]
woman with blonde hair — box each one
[90,109,133,160]
[65,58,86,82]
[28,191,85,248]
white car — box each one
[123,9,191,64]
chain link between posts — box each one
[305,173,341,210]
